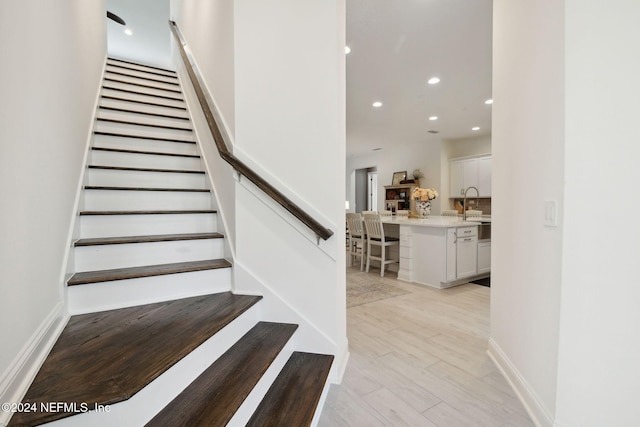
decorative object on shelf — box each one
[412,187,438,218]
[412,168,424,186]
[392,171,407,185]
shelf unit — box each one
[384,183,419,212]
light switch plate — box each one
[544,200,557,227]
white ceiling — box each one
[346,0,493,158]
[104,0,493,159]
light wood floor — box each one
[318,267,534,427]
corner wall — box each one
[490,0,564,424]
[0,0,106,412]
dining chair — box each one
[363,213,400,277]
[346,213,367,270]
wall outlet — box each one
[544,200,557,227]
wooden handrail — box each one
[169,21,334,241]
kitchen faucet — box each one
[463,186,479,221]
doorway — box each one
[354,167,377,213]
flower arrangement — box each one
[412,187,438,201]
[412,168,425,180]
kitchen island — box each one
[382,216,489,288]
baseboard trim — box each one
[0,302,68,427]
[487,338,554,427]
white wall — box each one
[346,139,444,214]
[490,0,564,425]
[170,0,238,255]
[0,0,106,413]
[492,1,640,426]
[234,0,348,374]
[555,1,640,426]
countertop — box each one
[381,215,482,228]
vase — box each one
[415,200,431,218]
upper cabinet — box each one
[449,155,492,198]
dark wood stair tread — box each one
[99,105,189,120]
[75,232,224,247]
[9,293,261,427]
[91,146,199,158]
[104,77,183,94]
[68,259,231,285]
[93,130,195,144]
[106,69,180,86]
[103,85,184,101]
[79,209,216,216]
[145,322,298,427]
[96,117,193,131]
[84,185,209,192]
[101,95,187,110]
[88,165,204,174]
[247,352,334,427]
[107,57,177,75]
[106,62,179,80]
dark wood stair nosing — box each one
[88,165,205,174]
[74,232,224,247]
[91,146,200,159]
[107,57,177,75]
[100,95,187,111]
[10,292,262,427]
[93,131,196,144]
[84,185,210,193]
[106,61,179,78]
[103,77,183,94]
[102,86,184,102]
[105,69,180,86]
[99,105,190,120]
[96,117,193,132]
[145,322,299,427]
[79,209,217,216]
[246,352,334,427]
[68,258,232,286]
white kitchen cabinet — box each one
[478,156,492,197]
[449,156,492,198]
[455,227,478,279]
[477,240,491,274]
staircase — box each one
[8,57,333,427]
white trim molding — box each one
[487,338,554,427]
[0,303,68,427]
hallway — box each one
[319,267,533,426]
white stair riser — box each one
[105,65,179,84]
[74,238,225,271]
[105,72,180,92]
[100,97,189,119]
[102,88,185,109]
[94,121,195,142]
[83,189,211,211]
[97,109,192,130]
[93,134,198,156]
[68,268,232,314]
[103,80,184,101]
[91,150,201,170]
[86,168,206,189]
[106,61,176,78]
[44,304,258,427]
[80,213,217,238]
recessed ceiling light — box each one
[428,130,439,134]
[124,28,133,36]
[427,77,440,85]
[485,99,493,105]
[429,116,438,121]
[345,46,351,54]
[372,101,383,108]
[372,148,382,151]
[472,127,480,131]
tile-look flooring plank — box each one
[318,267,534,427]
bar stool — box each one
[346,213,366,270]
[363,213,400,277]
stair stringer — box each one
[31,303,260,427]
